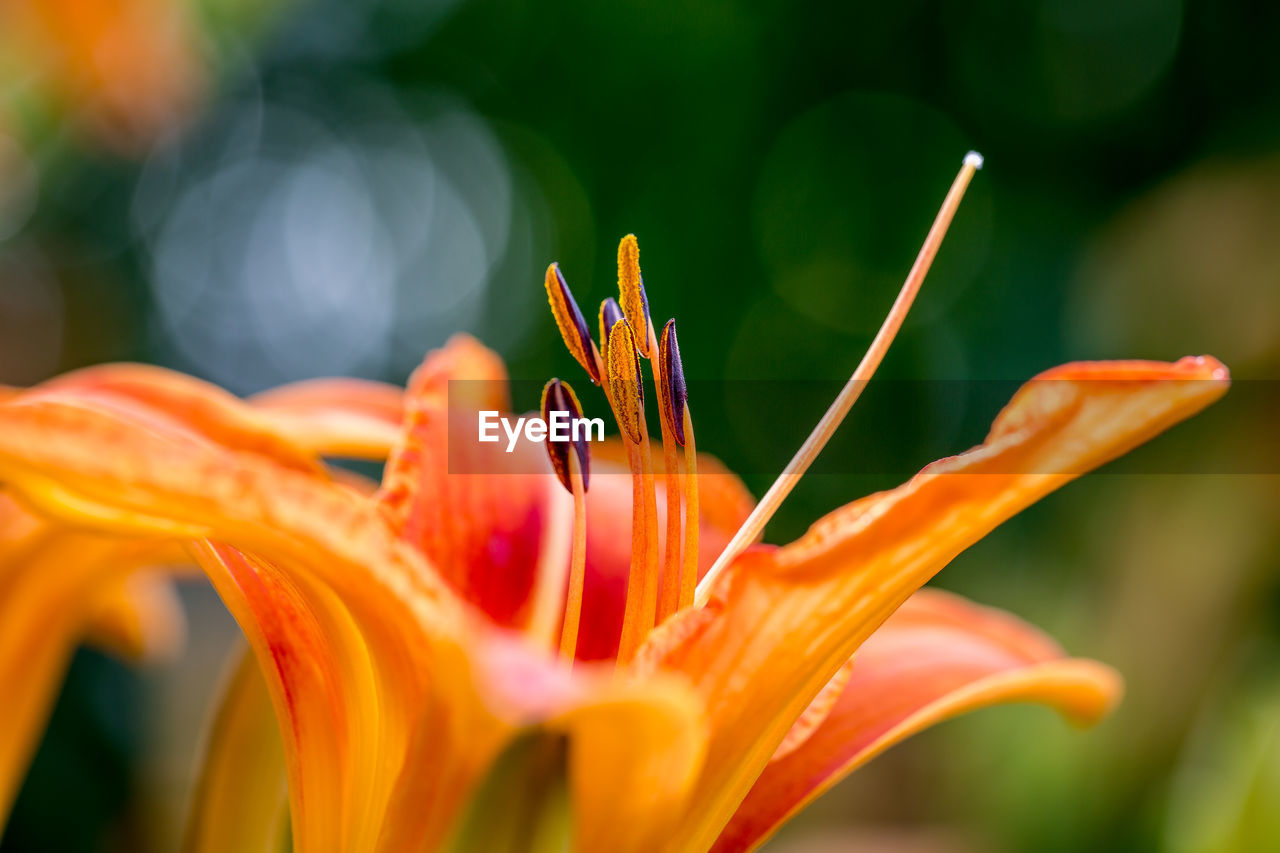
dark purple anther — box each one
[545,263,600,384]
[660,319,687,446]
[599,297,624,350]
[541,377,591,492]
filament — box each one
[677,408,700,610]
[695,151,984,605]
[558,453,587,662]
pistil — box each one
[695,151,985,605]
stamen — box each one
[544,263,602,384]
[607,318,660,663]
[657,321,700,610]
[617,235,654,357]
[617,238,685,625]
[653,319,683,622]
[541,378,590,662]
[695,151,984,606]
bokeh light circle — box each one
[135,80,518,392]
[752,91,992,337]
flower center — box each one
[541,152,982,663]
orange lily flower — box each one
[0,155,1228,851]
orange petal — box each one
[555,673,706,852]
[9,359,399,667]
[711,589,1121,853]
[193,539,516,853]
[37,362,404,465]
[0,391,500,851]
[0,362,396,828]
[250,377,405,460]
[190,543,388,852]
[18,361,400,664]
[0,493,184,824]
[36,363,325,474]
[385,634,708,853]
[377,335,571,637]
[640,356,1227,849]
[184,646,289,853]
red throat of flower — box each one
[543,152,984,665]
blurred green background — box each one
[1,0,1277,850]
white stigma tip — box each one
[964,150,984,170]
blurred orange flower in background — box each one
[0,0,205,150]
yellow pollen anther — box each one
[545,263,602,384]
[695,151,985,606]
[605,318,645,444]
[617,234,652,358]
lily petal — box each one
[36,364,326,474]
[711,588,1121,853]
[35,362,405,462]
[377,335,571,637]
[250,377,405,460]
[55,364,403,651]
[0,394,470,849]
[425,635,709,853]
[190,542,408,852]
[641,357,1228,849]
[185,646,289,853]
[0,493,182,823]
[188,544,708,853]
[0,363,405,823]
